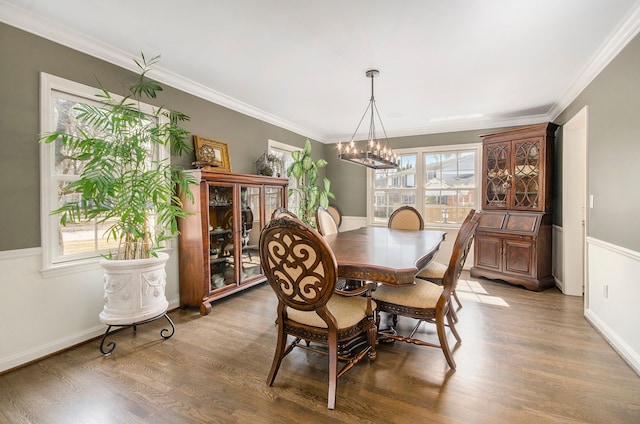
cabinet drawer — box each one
[478,212,507,230]
[504,213,539,232]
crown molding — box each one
[3,0,640,142]
[0,1,324,141]
[548,1,640,120]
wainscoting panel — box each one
[0,247,181,373]
[585,237,640,375]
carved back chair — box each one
[316,206,339,237]
[259,217,377,409]
[388,206,424,230]
[327,203,343,228]
[373,211,480,369]
[415,209,477,319]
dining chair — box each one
[270,207,298,220]
[415,210,477,319]
[327,203,343,228]
[372,210,480,369]
[259,216,377,409]
[388,205,424,230]
[316,206,339,236]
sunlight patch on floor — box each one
[456,279,510,307]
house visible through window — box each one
[368,144,480,227]
[39,73,168,272]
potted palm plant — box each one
[287,139,335,228]
[41,54,195,328]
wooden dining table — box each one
[323,226,446,286]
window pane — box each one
[269,146,298,214]
[53,98,87,176]
[372,153,417,222]
[44,80,165,265]
[422,149,477,225]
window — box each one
[367,144,480,227]
[370,154,417,224]
[268,139,299,214]
[39,73,168,273]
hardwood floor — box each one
[1,273,639,423]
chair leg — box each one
[449,305,459,323]
[266,324,287,386]
[436,311,456,370]
[447,308,462,344]
[327,331,338,410]
[367,313,377,361]
[453,290,462,310]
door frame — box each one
[561,106,588,297]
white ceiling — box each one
[2,0,640,143]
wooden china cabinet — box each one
[470,122,558,291]
[178,169,288,315]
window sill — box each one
[40,247,175,279]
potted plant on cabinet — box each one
[41,54,195,353]
[287,139,335,228]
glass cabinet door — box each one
[512,138,541,209]
[207,184,235,292]
[265,186,285,223]
[239,185,262,283]
[484,142,511,208]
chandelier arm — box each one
[349,102,372,143]
[372,100,390,140]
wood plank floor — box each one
[1,273,639,423]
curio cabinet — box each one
[470,122,558,291]
[178,170,288,314]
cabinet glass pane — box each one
[240,186,261,283]
[485,144,509,207]
[513,140,540,208]
[208,185,235,291]
[265,186,284,223]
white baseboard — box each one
[1,324,104,373]
[585,308,640,375]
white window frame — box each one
[39,73,170,276]
[267,139,299,211]
[367,143,481,229]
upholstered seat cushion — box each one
[415,260,447,282]
[373,280,443,309]
[287,295,376,329]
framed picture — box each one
[193,136,232,172]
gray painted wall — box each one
[2,21,639,253]
[554,32,640,252]
[0,22,319,251]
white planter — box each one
[99,252,170,325]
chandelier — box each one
[338,69,398,169]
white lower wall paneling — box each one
[0,247,181,373]
[585,237,640,374]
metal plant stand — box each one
[99,312,175,355]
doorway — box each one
[562,106,588,297]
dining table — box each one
[323,226,447,286]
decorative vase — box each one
[99,252,170,325]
